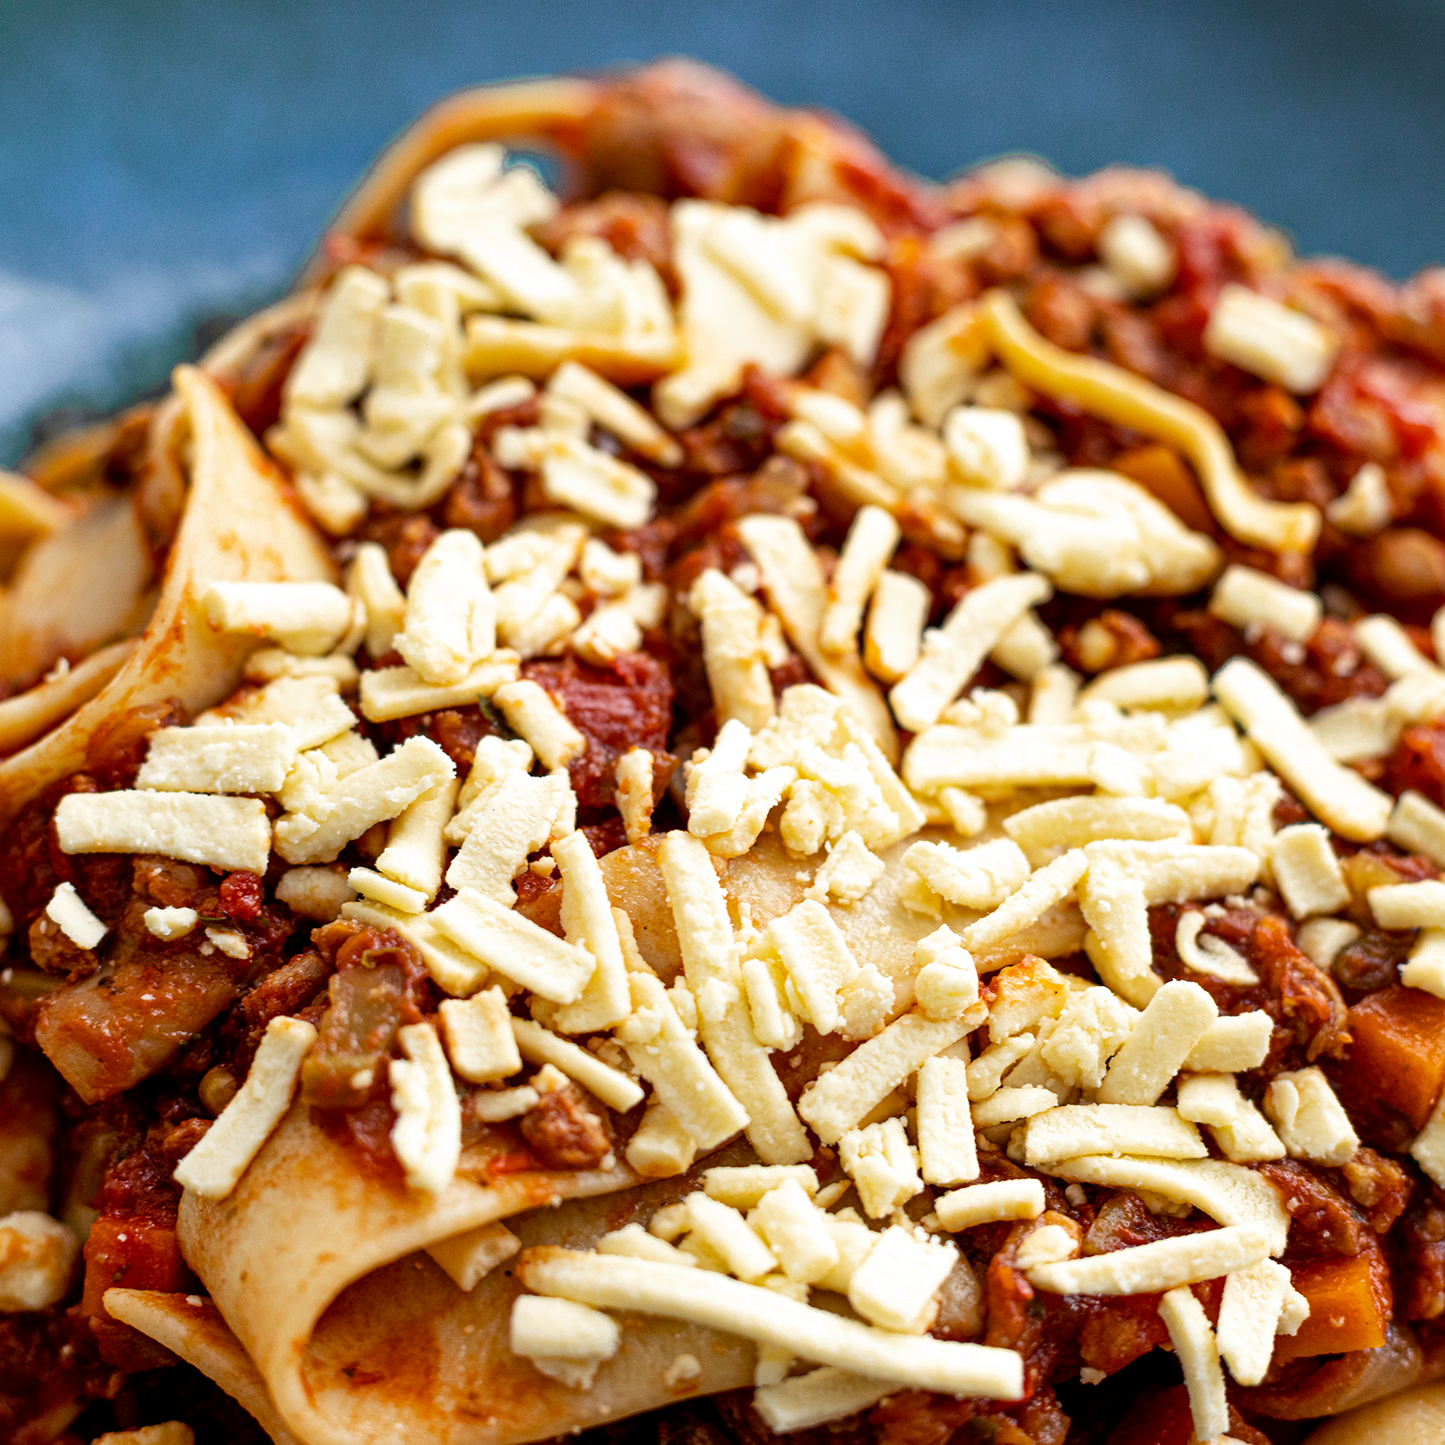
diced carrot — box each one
[1112,444,1216,536]
[1274,1255,1388,1364]
[80,1214,187,1317]
[1341,984,1445,1130]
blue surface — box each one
[3,0,1445,463]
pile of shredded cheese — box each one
[40,137,1445,1443]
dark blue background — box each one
[3,0,1444,463]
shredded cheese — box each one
[1263,1066,1359,1165]
[1025,1104,1205,1166]
[438,988,521,1083]
[846,1224,957,1334]
[1095,980,1217,1106]
[1204,284,1338,394]
[1027,1224,1271,1295]
[821,505,901,656]
[891,573,1052,732]
[658,833,811,1164]
[1269,823,1350,918]
[174,1017,316,1199]
[56,791,272,875]
[1214,657,1390,840]
[800,1009,979,1144]
[518,1248,1025,1399]
[1157,1285,1229,1443]
[752,1368,894,1433]
[203,579,354,656]
[426,1221,520,1292]
[1216,1259,1293,1386]
[1209,565,1321,644]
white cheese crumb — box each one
[517,1248,1025,1399]
[864,569,930,685]
[1041,987,1137,1090]
[1157,1285,1229,1443]
[136,722,299,795]
[613,747,657,845]
[1025,1104,1206,1167]
[274,865,356,922]
[44,883,106,950]
[753,1178,839,1285]
[837,1116,922,1219]
[821,505,900,656]
[804,830,886,906]
[274,735,456,865]
[972,1085,1058,1128]
[1402,927,1445,999]
[703,1166,819,1210]
[625,1098,699,1181]
[1370,878,1445,929]
[1046,1156,1289,1255]
[1216,1259,1293,1386]
[492,679,586,772]
[1355,613,1439,680]
[684,1191,777,1282]
[375,778,458,901]
[1386,790,1445,868]
[1263,1066,1358,1165]
[56,791,273,876]
[1327,462,1392,537]
[511,1016,644,1112]
[1177,1074,1285,1163]
[664,1352,703,1389]
[657,831,811,1164]
[597,1222,697,1267]
[934,1179,1045,1232]
[903,837,1031,912]
[438,988,521,1083]
[1098,214,1175,296]
[1184,1012,1275,1073]
[619,971,751,1151]
[1296,916,1360,971]
[943,407,1030,491]
[1209,565,1321,644]
[1095,980,1217,1106]
[347,540,407,658]
[846,1224,956,1334]
[510,1294,620,1388]
[390,1021,463,1194]
[1029,1224,1270,1296]
[1014,1223,1078,1270]
[753,1367,893,1433]
[916,1055,978,1186]
[174,1017,316,1199]
[203,579,354,656]
[1213,657,1391,842]
[1079,656,1209,713]
[1003,795,1190,867]
[426,1222,520,1292]
[143,906,198,941]
[203,928,250,961]
[0,1211,79,1312]
[1203,284,1337,393]
[890,573,1051,732]
[1269,823,1350,919]
[472,1086,540,1123]
[800,1010,977,1144]
[347,866,426,914]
